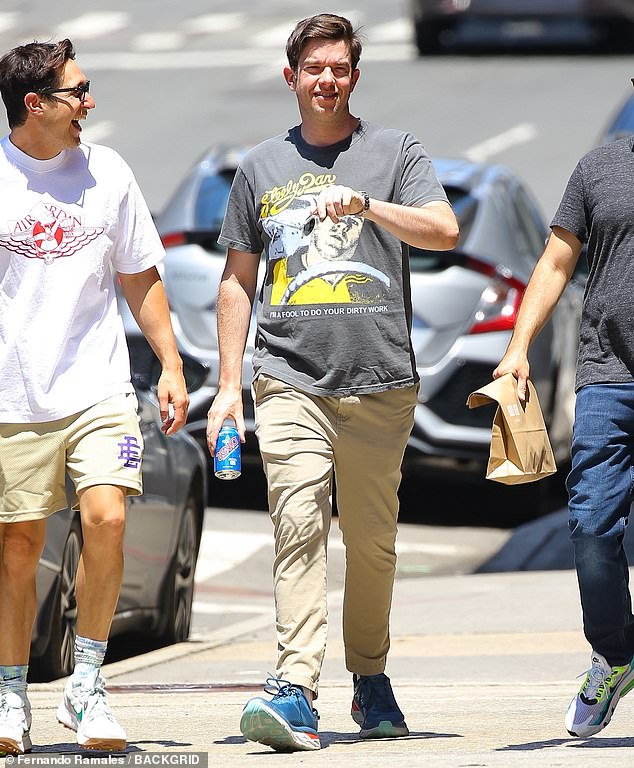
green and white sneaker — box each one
[57,673,126,751]
[565,651,634,737]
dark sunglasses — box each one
[39,80,91,103]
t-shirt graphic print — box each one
[262,191,389,306]
[0,200,104,265]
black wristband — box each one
[358,190,370,215]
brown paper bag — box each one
[466,373,557,484]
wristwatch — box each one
[357,190,370,215]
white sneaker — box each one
[57,674,126,751]
[0,690,32,755]
[565,651,634,737]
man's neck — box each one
[299,114,360,148]
[9,128,63,161]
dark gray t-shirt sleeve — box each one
[551,162,589,243]
[400,134,448,207]
[218,166,262,254]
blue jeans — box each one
[567,383,634,665]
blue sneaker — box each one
[240,676,320,752]
[565,651,634,737]
[351,673,409,739]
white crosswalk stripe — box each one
[180,13,247,35]
[1,9,412,62]
[0,12,18,34]
[195,530,270,583]
[54,12,130,41]
[132,32,186,52]
[194,528,473,584]
[368,18,412,44]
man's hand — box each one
[157,366,189,435]
[314,185,367,222]
[493,351,530,403]
[206,388,246,456]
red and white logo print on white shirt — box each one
[0,201,104,265]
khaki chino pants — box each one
[254,374,417,695]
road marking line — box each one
[181,12,246,35]
[368,18,412,44]
[55,12,129,40]
[0,12,17,33]
[132,32,186,52]
[465,123,537,162]
[79,42,414,72]
[192,601,271,615]
[195,530,270,582]
[249,21,297,48]
[194,529,472,584]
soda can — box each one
[214,419,241,480]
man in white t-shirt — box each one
[0,39,189,754]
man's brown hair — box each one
[0,39,75,128]
[286,14,363,72]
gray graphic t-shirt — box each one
[218,120,449,397]
[551,136,634,391]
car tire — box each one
[29,516,82,682]
[157,496,201,645]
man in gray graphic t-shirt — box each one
[495,125,634,739]
[206,12,458,754]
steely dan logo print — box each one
[0,202,103,265]
[260,174,390,307]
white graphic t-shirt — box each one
[0,137,164,422]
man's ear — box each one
[24,92,45,117]
[283,66,296,91]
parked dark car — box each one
[29,322,209,683]
[410,0,634,55]
[154,146,584,480]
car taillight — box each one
[161,232,187,249]
[466,257,525,335]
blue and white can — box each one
[214,419,241,480]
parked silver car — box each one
[30,324,209,682]
[598,90,634,144]
[154,146,584,478]
[410,0,634,55]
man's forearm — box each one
[507,256,571,354]
[217,274,254,391]
[119,269,182,370]
[365,199,459,251]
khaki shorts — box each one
[0,393,144,523]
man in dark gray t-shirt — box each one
[206,13,458,754]
[495,131,634,740]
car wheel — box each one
[30,516,82,682]
[157,496,201,645]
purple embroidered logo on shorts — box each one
[117,435,142,468]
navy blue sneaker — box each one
[240,676,320,752]
[351,673,409,739]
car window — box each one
[194,170,236,231]
[511,186,547,264]
[409,187,477,273]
